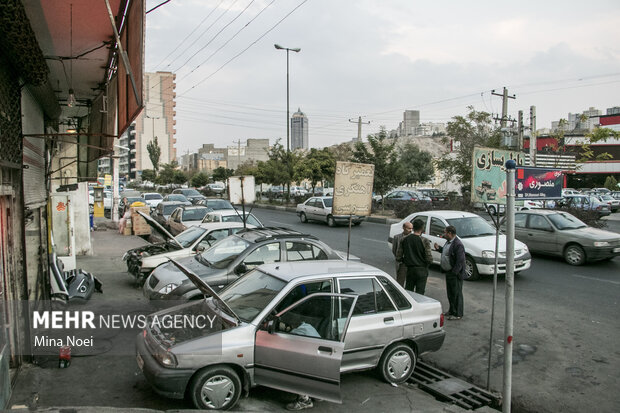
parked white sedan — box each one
[389,210,531,280]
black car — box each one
[418,188,447,202]
[172,188,206,204]
[143,227,355,301]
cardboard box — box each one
[130,206,152,236]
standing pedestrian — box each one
[401,219,433,294]
[392,222,412,287]
[434,225,466,320]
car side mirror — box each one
[196,246,206,253]
[264,317,278,334]
[234,263,248,275]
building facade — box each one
[291,108,309,150]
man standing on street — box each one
[392,222,412,287]
[434,225,466,320]
[401,219,433,294]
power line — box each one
[146,0,172,14]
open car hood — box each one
[169,259,240,325]
[137,211,183,249]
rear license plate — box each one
[613,247,620,253]
[136,353,144,371]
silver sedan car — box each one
[136,260,445,410]
[296,196,364,226]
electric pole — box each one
[233,139,244,171]
[517,110,524,150]
[491,87,516,128]
[529,106,537,166]
[349,116,371,142]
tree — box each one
[295,148,335,193]
[398,142,434,185]
[261,139,301,200]
[212,166,235,183]
[156,161,179,185]
[147,137,161,172]
[604,175,618,191]
[173,170,188,185]
[141,169,156,183]
[328,142,354,162]
[191,172,209,188]
[436,106,502,192]
[351,127,401,203]
[576,127,618,163]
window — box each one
[197,229,229,250]
[275,279,333,313]
[377,276,411,310]
[338,278,395,315]
[410,215,428,233]
[515,213,527,228]
[286,242,328,261]
[429,217,446,237]
[243,242,281,269]
[527,215,552,231]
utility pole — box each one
[529,106,537,166]
[348,116,371,142]
[517,110,524,150]
[491,87,516,128]
[232,139,244,171]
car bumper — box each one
[333,215,365,224]
[474,253,532,275]
[414,330,446,356]
[583,246,620,261]
[136,333,194,399]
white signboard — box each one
[228,176,256,204]
[332,162,375,216]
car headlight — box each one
[155,348,177,367]
[482,250,495,259]
[594,241,610,247]
[158,283,178,294]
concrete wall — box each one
[73,182,93,256]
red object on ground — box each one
[59,345,71,368]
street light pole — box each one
[274,44,300,201]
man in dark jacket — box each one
[392,221,412,287]
[401,219,433,294]
[434,225,466,320]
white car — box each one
[201,209,263,227]
[388,210,532,280]
[290,186,308,196]
[123,211,255,282]
[517,200,544,210]
[142,192,163,208]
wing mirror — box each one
[263,317,279,334]
[234,263,248,275]
[196,246,206,253]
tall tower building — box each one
[134,71,177,175]
[401,110,420,136]
[291,108,309,150]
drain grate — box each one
[410,361,501,410]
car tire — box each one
[353,221,361,226]
[465,256,480,281]
[300,212,308,223]
[327,215,335,227]
[189,365,242,410]
[378,343,416,384]
[564,244,586,266]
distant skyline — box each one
[144,0,620,153]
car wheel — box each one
[189,366,241,410]
[327,215,336,227]
[353,221,361,226]
[465,256,480,281]
[378,343,416,384]
[564,244,586,266]
[300,212,308,223]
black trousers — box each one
[445,272,463,317]
[405,266,428,295]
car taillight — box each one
[440,313,444,327]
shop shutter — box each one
[23,136,47,207]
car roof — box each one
[159,201,186,206]
[515,209,559,215]
[175,205,209,210]
[411,210,479,219]
[235,227,318,243]
[260,260,384,282]
[196,221,249,230]
[207,209,251,216]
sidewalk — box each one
[8,223,495,412]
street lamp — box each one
[274,44,300,200]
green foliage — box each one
[398,142,434,185]
[191,172,209,188]
[173,170,187,185]
[212,166,235,182]
[604,175,618,190]
[328,142,354,162]
[259,140,301,199]
[351,127,401,199]
[146,137,161,172]
[156,162,179,185]
[436,106,502,192]
[295,148,335,192]
[577,127,618,163]
[235,161,258,177]
[140,169,157,183]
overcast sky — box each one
[145,0,620,154]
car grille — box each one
[149,275,159,289]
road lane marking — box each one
[362,237,388,244]
[572,274,620,285]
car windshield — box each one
[182,207,209,221]
[206,199,233,209]
[200,236,251,269]
[167,194,188,202]
[183,189,201,196]
[447,216,496,238]
[548,212,587,230]
[218,269,287,322]
[221,214,261,226]
[174,226,207,247]
[600,195,613,201]
[426,189,442,196]
[144,193,162,200]
[323,198,333,207]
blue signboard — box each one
[515,167,563,200]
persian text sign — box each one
[516,167,563,200]
[471,147,527,205]
[333,162,374,216]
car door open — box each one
[254,293,357,403]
